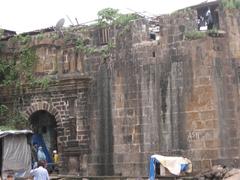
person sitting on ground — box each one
[30,160,49,180]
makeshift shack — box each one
[0,130,33,180]
[149,154,192,180]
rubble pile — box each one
[196,165,240,180]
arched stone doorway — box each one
[29,110,57,159]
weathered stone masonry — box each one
[1,1,240,176]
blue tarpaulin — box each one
[32,133,52,163]
[149,157,157,180]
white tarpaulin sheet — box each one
[151,154,192,175]
[0,130,32,138]
[2,134,32,179]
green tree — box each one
[97,8,138,27]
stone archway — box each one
[24,101,60,123]
[29,110,57,155]
[23,101,60,160]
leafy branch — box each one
[220,0,240,9]
[185,30,206,40]
[97,8,138,27]
[0,104,29,130]
[0,35,52,130]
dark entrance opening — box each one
[29,110,57,160]
[196,2,219,31]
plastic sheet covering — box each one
[0,130,32,138]
[149,154,192,180]
[2,134,32,179]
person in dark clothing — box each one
[31,143,38,168]
[206,8,213,30]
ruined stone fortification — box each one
[0,1,240,176]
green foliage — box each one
[0,29,5,52]
[114,13,139,27]
[0,33,52,92]
[30,77,51,90]
[12,34,31,45]
[0,125,15,131]
[185,31,206,40]
[75,38,85,51]
[0,35,50,130]
[220,0,240,9]
[185,28,224,40]
[75,37,98,55]
[36,33,44,40]
[0,111,30,130]
[97,8,138,27]
[99,41,115,61]
[0,105,29,130]
[207,28,225,37]
[0,42,4,51]
[9,111,29,129]
[50,33,59,40]
[97,8,119,26]
[76,36,114,62]
[0,48,44,130]
[207,27,219,34]
[0,47,38,87]
[19,48,37,77]
[0,104,8,116]
[0,58,18,86]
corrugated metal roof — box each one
[0,130,33,138]
[190,0,219,9]
[19,27,55,36]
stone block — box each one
[66,140,79,147]
[59,136,67,141]
[186,112,200,121]
[205,120,218,129]
[195,121,205,129]
[123,135,132,144]
[205,140,220,148]
[201,160,212,170]
[189,141,205,149]
[212,158,240,168]
[132,134,143,144]
[202,150,219,159]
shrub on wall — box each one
[185,30,206,40]
[220,0,240,9]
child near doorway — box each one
[52,150,59,173]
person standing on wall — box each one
[206,7,213,30]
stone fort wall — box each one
[0,3,240,176]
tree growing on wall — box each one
[97,8,139,27]
[0,35,48,130]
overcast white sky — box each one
[1,0,213,33]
